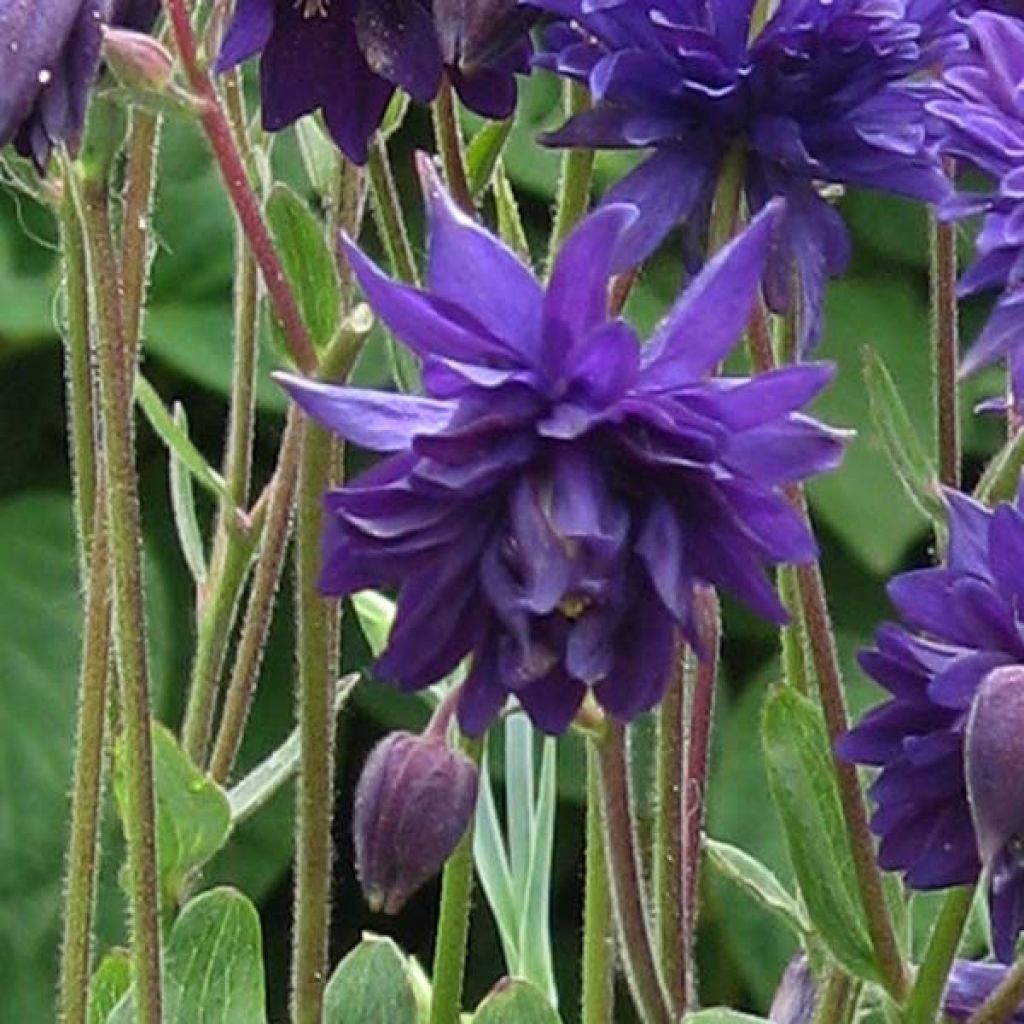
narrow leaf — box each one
[266,183,341,354]
[494,160,531,262]
[467,118,514,198]
[471,978,563,1023]
[295,115,338,200]
[168,402,208,584]
[135,375,227,499]
[323,934,419,1024]
[862,347,946,542]
[762,687,878,982]
[505,713,535,896]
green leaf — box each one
[352,590,396,658]
[861,347,946,545]
[88,950,132,1024]
[761,687,877,982]
[704,837,809,937]
[494,161,531,263]
[323,934,419,1024]
[168,401,208,584]
[471,979,563,1023]
[109,887,267,1023]
[295,115,339,199]
[684,1010,771,1024]
[467,118,514,198]
[135,374,228,500]
[266,183,340,354]
[114,723,232,904]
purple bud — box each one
[769,955,818,1024]
[967,666,1024,960]
[353,730,478,914]
[945,961,1024,1022]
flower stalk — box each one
[549,80,595,264]
[432,76,474,214]
[930,195,961,488]
[582,739,614,1024]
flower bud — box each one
[353,731,479,914]
[769,955,818,1024]
[101,26,174,93]
[966,665,1024,961]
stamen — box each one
[295,0,329,17]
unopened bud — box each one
[769,955,818,1024]
[102,27,174,93]
[353,731,478,914]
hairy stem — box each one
[368,136,419,284]
[582,740,615,1024]
[432,76,474,214]
[548,81,595,266]
[930,199,961,489]
[58,496,112,1024]
[595,723,675,1024]
[428,737,483,1024]
[163,0,318,373]
[904,886,976,1024]
[77,173,163,1024]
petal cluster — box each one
[278,162,845,736]
[932,12,1024,403]
[839,487,1024,962]
[534,0,961,351]
[216,0,533,164]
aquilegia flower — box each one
[216,0,533,165]
[533,0,961,351]
[277,159,845,736]
[931,12,1024,405]
[945,961,1024,1021]
[839,487,1024,962]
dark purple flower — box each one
[354,729,479,913]
[108,0,161,31]
[770,955,818,1024]
[839,486,1024,962]
[0,0,104,170]
[216,0,532,164]
[532,0,961,352]
[276,160,845,736]
[931,12,1024,407]
[946,961,1024,1021]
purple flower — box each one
[276,160,845,736]
[0,0,104,170]
[532,0,961,352]
[946,961,1024,1021]
[216,0,533,165]
[770,955,818,1024]
[839,486,1024,962]
[108,0,161,31]
[931,12,1024,406]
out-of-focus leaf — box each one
[114,723,232,905]
[295,115,338,200]
[109,888,267,1023]
[470,979,563,1023]
[468,118,514,197]
[352,590,396,658]
[266,183,340,355]
[685,1010,770,1024]
[167,401,208,584]
[704,837,809,937]
[323,934,419,1024]
[494,161,531,262]
[88,950,131,1024]
[762,687,877,982]
[861,347,946,545]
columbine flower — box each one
[0,0,104,170]
[946,961,1024,1021]
[354,728,479,913]
[276,158,845,736]
[216,0,532,165]
[532,0,961,351]
[839,487,1024,962]
[931,12,1024,407]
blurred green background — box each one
[0,71,1003,1022]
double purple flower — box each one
[216,0,533,164]
[532,0,961,352]
[278,159,845,736]
[840,487,1024,963]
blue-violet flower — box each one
[216,0,533,165]
[945,961,1024,1021]
[839,486,1024,962]
[532,0,962,351]
[277,160,845,736]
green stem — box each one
[582,741,615,1024]
[779,564,810,695]
[548,81,596,266]
[595,724,675,1024]
[367,137,418,284]
[208,412,303,784]
[707,144,746,256]
[654,646,687,1011]
[429,737,483,1024]
[904,886,976,1024]
[432,76,474,214]
[930,196,961,489]
[967,956,1024,1024]
[76,172,163,1024]
[812,970,856,1024]
[58,496,112,1024]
